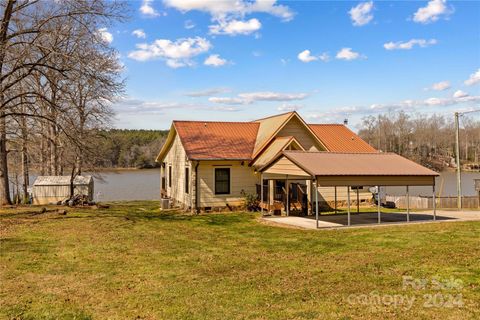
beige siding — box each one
[316,175,435,186]
[277,116,324,151]
[254,113,292,154]
[198,161,259,207]
[163,133,192,208]
[264,157,311,177]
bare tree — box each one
[0,0,127,205]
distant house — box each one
[156,111,380,213]
[32,176,94,205]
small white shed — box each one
[32,176,94,205]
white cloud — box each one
[413,0,453,24]
[209,18,261,36]
[453,90,468,98]
[335,48,364,60]
[165,59,193,69]
[128,37,211,68]
[318,53,330,62]
[185,88,231,97]
[349,1,374,26]
[238,91,308,102]
[464,68,480,86]
[114,97,240,115]
[163,0,294,21]
[132,29,146,39]
[208,97,246,105]
[298,50,329,63]
[384,38,437,50]
[97,28,113,43]
[430,81,450,91]
[140,0,160,17]
[164,0,293,38]
[209,91,308,105]
[297,50,317,63]
[184,20,195,29]
[278,103,302,112]
[204,54,228,67]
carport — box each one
[259,151,439,228]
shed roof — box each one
[309,124,377,153]
[262,151,438,177]
[174,121,259,160]
[33,175,93,186]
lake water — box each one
[93,169,161,201]
[93,169,478,201]
[15,169,480,202]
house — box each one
[156,111,382,213]
[32,176,94,205]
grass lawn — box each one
[1,201,479,319]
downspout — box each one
[195,161,200,214]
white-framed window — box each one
[214,168,230,195]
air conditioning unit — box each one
[160,198,170,210]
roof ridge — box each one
[308,123,345,126]
[173,120,256,125]
[283,150,382,154]
[252,111,295,122]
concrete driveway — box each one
[262,210,480,230]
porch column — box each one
[315,180,319,229]
[260,173,264,215]
[269,180,274,213]
[433,183,436,221]
[406,186,410,222]
[347,186,351,226]
[356,187,360,214]
[377,186,381,224]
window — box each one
[168,165,172,188]
[185,167,190,194]
[215,168,230,195]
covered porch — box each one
[258,151,440,228]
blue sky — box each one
[104,0,480,130]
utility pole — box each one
[455,112,462,209]
[455,109,480,210]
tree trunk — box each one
[50,123,58,175]
[21,114,29,202]
[0,0,15,205]
[0,114,11,205]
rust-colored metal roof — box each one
[278,151,439,176]
[174,121,259,160]
[252,136,304,169]
[309,124,377,153]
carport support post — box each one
[433,184,436,221]
[356,187,360,214]
[286,176,289,216]
[334,186,337,214]
[377,186,381,224]
[315,180,319,229]
[347,186,351,226]
[406,186,410,222]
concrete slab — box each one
[263,210,480,230]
